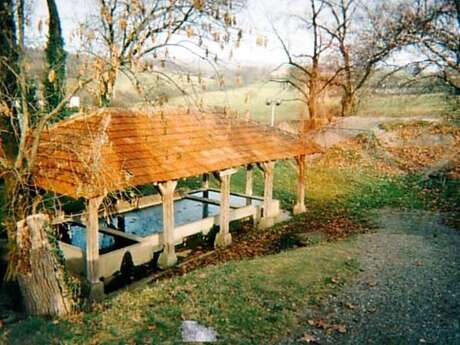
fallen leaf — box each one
[308,319,328,329]
[334,324,347,333]
[299,332,317,343]
[345,303,356,310]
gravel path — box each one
[283,209,460,345]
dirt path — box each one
[282,209,460,344]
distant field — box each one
[169,82,304,123]
[169,83,455,122]
[111,71,456,122]
[357,93,455,118]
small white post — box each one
[158,180,178,269]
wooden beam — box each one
[157,180,178,269]
[86,195,105,299]
[214,170,234,248]
[293,155,307,215]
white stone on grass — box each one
[181,320,218,342]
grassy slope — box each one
[4,241,359,345]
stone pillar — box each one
[86,195,105,299]
[214,169,235,248]
[293,155,307,215]
[245,164,253,205]
[158,180,178,269]
[259,161,276,229]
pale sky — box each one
[30,0,308,68]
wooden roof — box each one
[33,108,320,199]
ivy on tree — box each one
[43,0,66,113]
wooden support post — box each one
[86,195,105,299]
[245,164,253,205]
[202,173,210,193]
[202,173,210,217]
[293,155,307,214]
[158,180,178,269]
[258,161,276,229]
[117,215,125,231]
[214,169,235,248]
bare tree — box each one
[86,0,243,106]
[411,0,459,93]
[316,0,432,116]
[272,0,435,120]
[272,0,339,123]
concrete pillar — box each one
[157,180,178,269]
[86,195,105,299]
[293,155,307,215]
[245,164,254,205]
[258,161,276,229]
[214,169,235,248]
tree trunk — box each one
[97,66,117,107]
[16,214,74,316]
[341,91,357,117]
[307,62,320,123]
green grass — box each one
[2,239,359,345]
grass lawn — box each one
[2,240,360,345]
